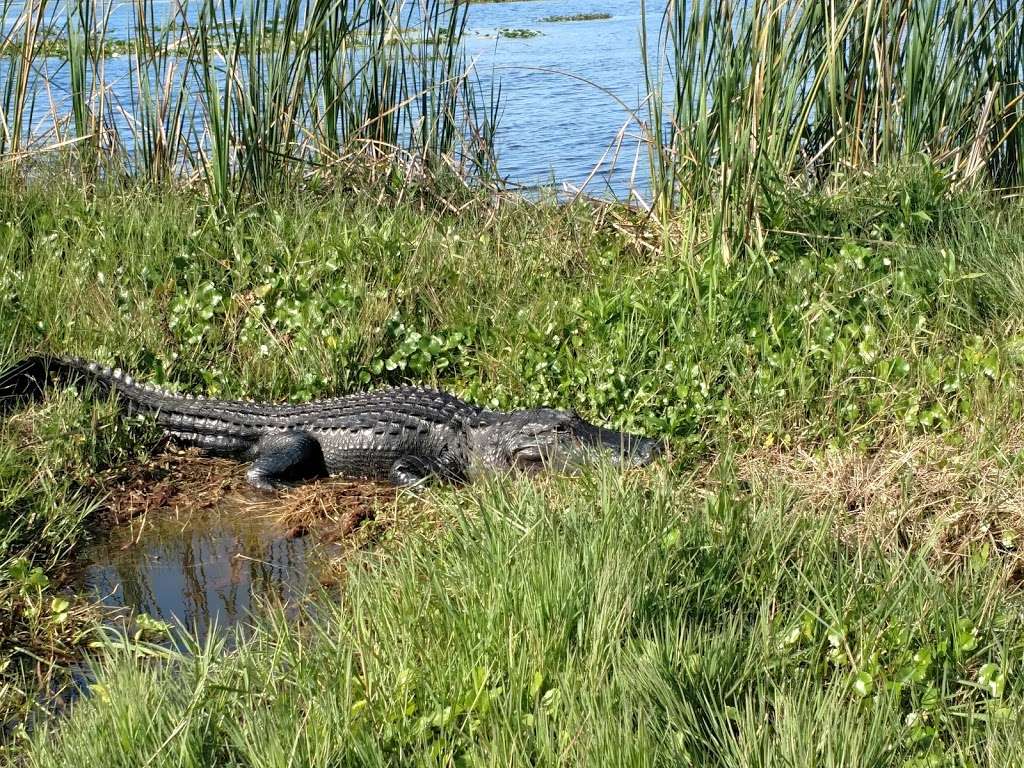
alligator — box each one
[0,356,662,490]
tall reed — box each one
[0,0,493,199]
[643,0,1024,245]
[1,0,47,160]
[127,0,193,184]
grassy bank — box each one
[5,166,1024,444]
[22,470,1024,766]
[1,167,1024,760]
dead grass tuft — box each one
[90,448,397,547]
[729,425,1024,570]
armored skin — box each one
[0,356,662,490]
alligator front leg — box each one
[389,456,440,487]
[245,431,327,491]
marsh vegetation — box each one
[2,0,1024,764]
[538,13,612,22]
[496,27,543,38]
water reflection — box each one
[77,504,333,643]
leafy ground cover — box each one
[1,166,1024,762]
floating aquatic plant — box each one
[497,28,542,39]
[538,13,612,23]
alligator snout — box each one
[629,436,663,467]
[609,435,663,468]
[590,423,664,468]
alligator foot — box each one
[388,456,438,487]
[245,432,327,491]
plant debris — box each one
[89,448,397,545]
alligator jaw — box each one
[466,408,663,477]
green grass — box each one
[4,167,1024,444]
[2,166,1024,759]
[20,470,1024,766]
[0,376,160,735]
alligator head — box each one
[470,408,663,476]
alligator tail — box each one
[1,356,275,440]
[0,355,118,415]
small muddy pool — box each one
[72,452,392,644]
[76,505,337,644]
[7,456,393,731]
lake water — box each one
[463,0,657,198]
[6,0,662,199]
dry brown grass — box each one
[91,448,399,547]
[725,424,1024,571]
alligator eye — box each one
[556,413,578,432]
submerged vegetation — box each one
[2,0,1024,762]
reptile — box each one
[0,356,663,490]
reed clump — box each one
[0,0,497,203]
[643,0,1024,246]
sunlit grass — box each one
[2,169,1024,756]
[20,468,1024,766]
